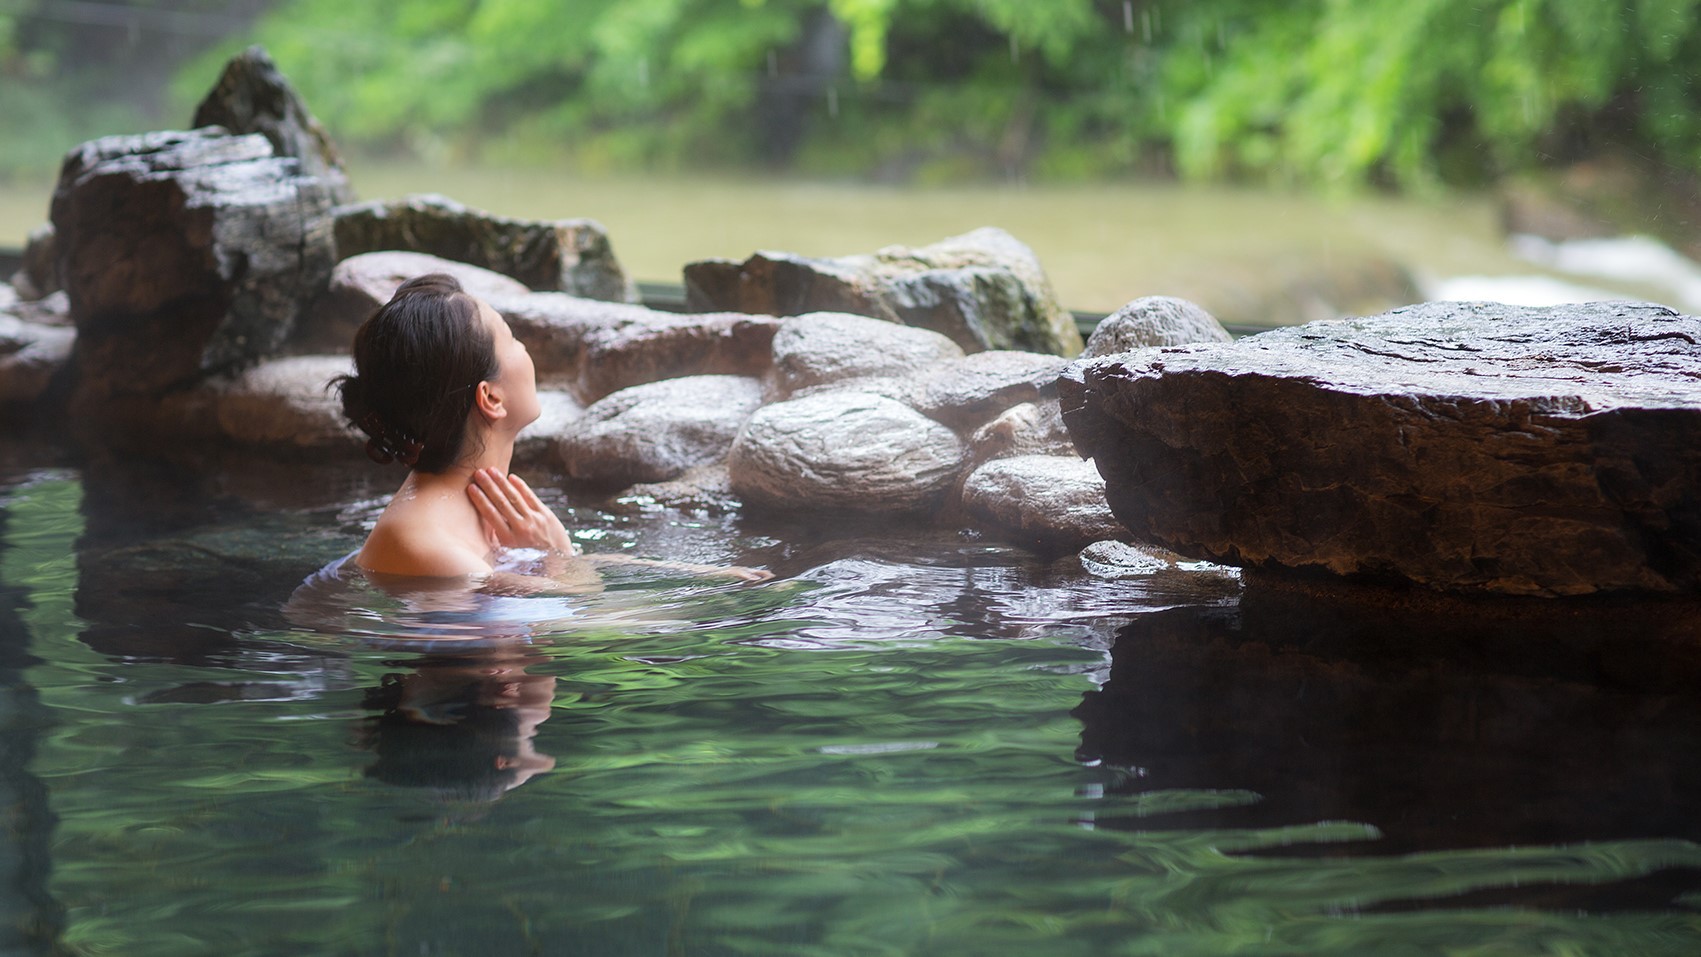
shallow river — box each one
[1,444,1698,956]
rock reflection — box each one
[1074,576,1701,908]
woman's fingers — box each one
[509,473,547,511]
[467,482,512,541]
[468,468,574,554]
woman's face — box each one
[476,298,540,430]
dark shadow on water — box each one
[1074,575,1701,912]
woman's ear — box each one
[474,380,509,423]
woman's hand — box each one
[468,468,577,555]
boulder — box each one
[154,354,354,450]
[771,311,963,395]
[513,390,583,471]
[291,251,531,354]
[0,307,74,405]
[191,45,355,205]
[488,292,779,402]
[1060,300,1701,597]
[685,227,1082,355]
[960,454,1125,549]
[559,375,764,485]
[1083,296,1232,356]
[333,194,636,302]
[907,349,1068,431]
[50,128,336,412]
[7,224,57,301]
[966,400,1075,461]
[729,392,966,513]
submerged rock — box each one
[729,391,966,513]
[685,227,1083,355]
[292,251,531,353]
[333,194,637,302]
[559,375,764,484]
[191,45,355,205]
[1083,296,1231,356]
[959,454,1125,549]
[1061,300,1701,596]
[51,128,337,413]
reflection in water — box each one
[1076,577,1701,911]
[359,650,556,803]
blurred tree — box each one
[9,0,1701,188]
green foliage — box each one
[9,0,1701,186]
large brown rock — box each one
[191,45,355,205]
[51,128,336,413]
[1061,300,1701,597]
[333,194,636,302]
[684,227,1082,355]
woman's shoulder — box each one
[357,520,492,578]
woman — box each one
[336,273,769,589]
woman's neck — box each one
[409,432,518,493]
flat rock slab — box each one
[1061,300,1701,597]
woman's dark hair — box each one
[334,273,499,473]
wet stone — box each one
[1083,296,1231,356]
[729,391,967,513]
[192,45,356,205]
[771,311,963,395]
[51,128,337,408]
[1061,299,1701,596]
[292,251,530,354]
[959,454,1125,549]
[558,375,764,485]
[333,194,637,302]
[685,227,1082,355]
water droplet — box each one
[1009,33,1019,64]
[1142,8,1153,43]
[1123,1,1134,34]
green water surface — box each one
[0,466,1698,957]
